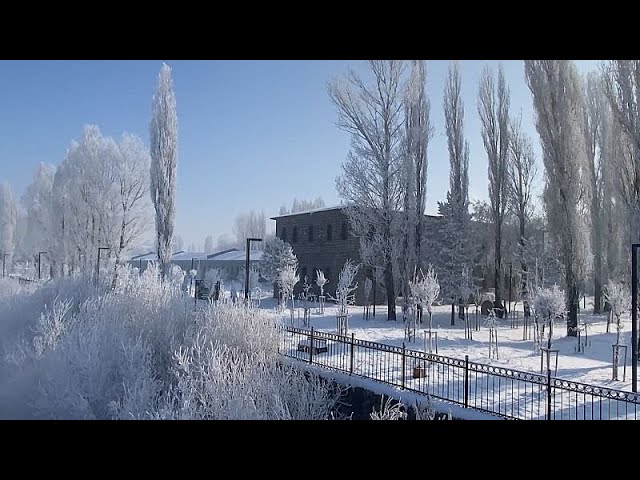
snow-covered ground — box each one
[230,295,640,420]
[259,297,632,391]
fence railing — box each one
[279,325,640,420]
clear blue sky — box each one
[0,60,600,249]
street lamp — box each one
[245,238,263,304]
[38,251,48,280]
[97,247,110,285]
[632,243,640,392]
[2,253,9,278]
[508,263,513,315]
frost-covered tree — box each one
[428,61,472,323]
[582,73,607,312]
[204,235,214,254]
[507,115,537,303]
[149,63,178,279]
[315,269,328,296]
[604,280,630,346]
[216,233,238,251]
[526,60,591,337]
[400,60,433,305]
[478,64,511,310]
[410,266,440,352]
[329,259,359,335]
[533,285,566,352]
[261,236,298,287]
[111,134,152,286]
[286,197,326,214]
[21,163,56,260]
[602,61,640,243]
[330,60,407,321]
[238,265,260,293]
[278,265,299,322]
[0,182,18,263]
[232,210,267,249]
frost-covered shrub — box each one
[0,267,343,419]
[604,280,631,346]
[370,395,407,420]
[533,285,566,349]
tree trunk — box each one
[566,279,579,337]
[593,245,603,314]
[384,261,396,321]
[494,222,502,310]
[450,301,455,326]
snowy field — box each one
[255,297,633,391]
[229,295,640,419]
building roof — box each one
[128,251,210,262]
[270,205,346,220]
[206,248,239,259]
[209,250,264,262]
[270,204,442,220]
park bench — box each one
[297,339,328,355]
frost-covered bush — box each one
[0,267,342,419]
[533,285,566,349]
[316,270,328,296]
[370,395,407,420]
[604,280,631,346]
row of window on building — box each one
[280,221,349,244]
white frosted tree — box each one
[533,285,566,353]
[329,259,359,335]
[111,133,153,287]
[329,60,407,321]
[0,182,17,270]
[400,60,433,307]
[605,280,630,346]
[261,236,298,287]
[410,266,440,351]
[150,62,178,279]
[507,114,537,305]
[478,64,511,310]
[602,61,640,244]
[526,60,591,337]
[287,197,326,213]
[278,265,299,323]
[232,210,267,249]
[21,163,56,263]
[315,269,328,296]
[204,235,214,254]
[428,61,472,325]
[582,73,607,313]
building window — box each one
[341,221,347,240]
[281,227,287,242]
[292,226,298,243]
[308,225,314,243]
[325,267,331,289]
[326,224,333,241]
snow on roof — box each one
[270,205,346,220]
[270,204,442,220]
[209,250,264,262]
[171,252,209,261]
[206,248,239,259]
[127,251,210,262]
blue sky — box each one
[0,60,601,248]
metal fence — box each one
[280,326,640,420]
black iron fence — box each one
[280,326,640,420]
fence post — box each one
[401,342,406,390]
[547,367,552,420]
[464,355,469,408]
[309,327,314,365]
[350,333,355,375]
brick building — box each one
[270,206,441,305]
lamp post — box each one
[2,253,8,278]
[508,263,512,315]
[97,247,110,285]
[38,251,48,280]
[632,243,639,393]
[245,238,263,304]
[191,257,199,297]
